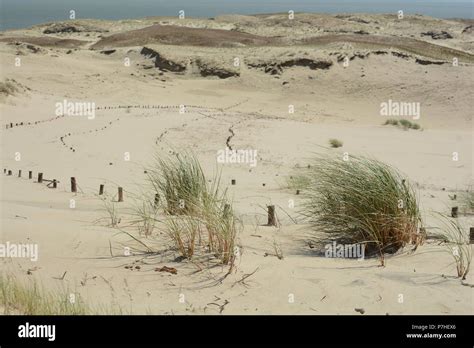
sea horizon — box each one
[1,0,473,31]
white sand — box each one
[0,14,473,314]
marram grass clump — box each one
[147,151,208,216]
[146,151,238,265]
[301,154,423,255]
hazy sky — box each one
[2,0,473,30]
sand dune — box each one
[91,24,274,49]
[0,13,473,315]
[0,36,89,49]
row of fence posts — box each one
[7,168,470,239]
[3,169,124,202]
[4,168,276,225]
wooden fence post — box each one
[231,179,236,185]
[470,227,474,244]
[7,170,12,176]
[71,177,77,193]
[29,171,32,179]
[118,187,123,202]
[38,173,43,183]
[267,205,276,227]
[99,184,104,195]
[52,179,57,189]
[154,193,160,207]
[451,207,458,218]
[18,170,21,177]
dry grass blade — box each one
[432,213,472,280]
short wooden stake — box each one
[296,189,300,195]
[154,193,160,207]
[71,177,77,193]
[451,206,458,218]
[7,170,12,176]
[38,173,43,183]
[99,184,104,195]
[118,187,124,202]
[267,205,276,227]
[29,171,32,179]
[470,227,474,244]
[18,170,21,177]
[3,168,6,174]
[52,179,57,189]
[231,179,236,185]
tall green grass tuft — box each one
[0,274,87,315]
[147,152,207,216]
[301,154,422,255]
[147,151,238,265]
[201,193,239,265]
[0,274,123,315]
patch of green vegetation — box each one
[0,274,95,315]
[384,118,421,130]
[283,173,311,191]
[146,151,238,265]
[329,138,343,148]
[301,154,422,257]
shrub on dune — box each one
[301,154,423,256]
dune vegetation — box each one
[301,154,423,260]
[143,151,239,265]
